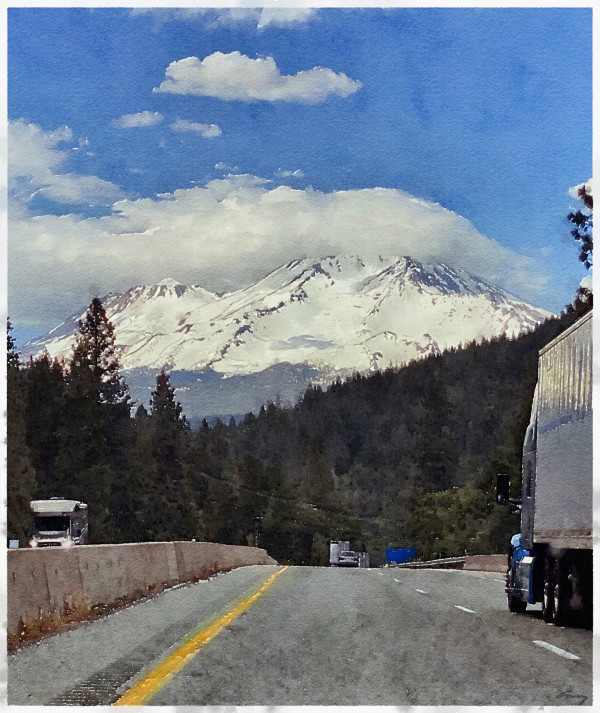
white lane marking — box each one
[392,578,429,595]
[533,640,580,660]
[454,605,476,614]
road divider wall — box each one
[7,542,276,640]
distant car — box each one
[338,550,359,567]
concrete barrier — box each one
[464,554,507,573]
[7,542,277,639]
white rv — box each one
[29,498,89,548]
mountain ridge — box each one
[26,255,551,381]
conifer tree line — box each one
[6,295,590,565]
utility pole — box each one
[252,516,263,547]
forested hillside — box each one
[6,298,589,565]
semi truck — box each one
[29,498,89,548]
[497,311,592,626]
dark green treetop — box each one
[70,297,128,405]
[568,184,593,269]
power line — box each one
[196,468,407,531]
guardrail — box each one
[387,554,507,572]
[388,556,466,569]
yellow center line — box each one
[113,565,289,706]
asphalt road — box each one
[8,564,593,706]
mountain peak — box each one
[25,255,551,377]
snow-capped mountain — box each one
[27,256,551,381]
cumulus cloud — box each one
[9,173,548,331]
[8,119,123,208]
[153,52,362,104]
[111,111,164,128]
[170,119,222,138]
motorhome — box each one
[30,498,89,547]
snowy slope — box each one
[26,256,551,377]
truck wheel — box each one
[507,590,527,613]
[578,560,593,628]
[506,568,527,613]
[542,558,555,623]
[552,559,568,627]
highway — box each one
[8,564,592,706]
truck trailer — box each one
[497,311,592,625]
[29,498,89,548]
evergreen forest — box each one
[6,295,591,566]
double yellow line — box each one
[114,566,289,706]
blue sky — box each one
[7,6,592,344]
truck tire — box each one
[506,568,527,613]
[552,559,568,627]
[507,590,527,613]
[577,558,593,628]
[542,558,555,623]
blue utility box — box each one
[386,548,417,564]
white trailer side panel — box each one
[533,312,592,549]
[329,541,350,565]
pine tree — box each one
[151,369,187,434]
[148,370,199,540]
[70,297,127,404]
[7,318,19,368]
[25,352,66,496]
[6,320,38,545]
[119,404,161,541]
[567,184,593,268]
[54,298,131,542]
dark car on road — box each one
[338,550,359,567]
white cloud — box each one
[568,178,593,201]
[8,120,123,207]
[72,137,91,152]
[153,52,362,104]
[170,119,222,138]
[131,7,318,30]
[112,111,164,128]
[276,168,305,179]
[215,162,240,172]
[9,174,548,331]
[257,8,317,29]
